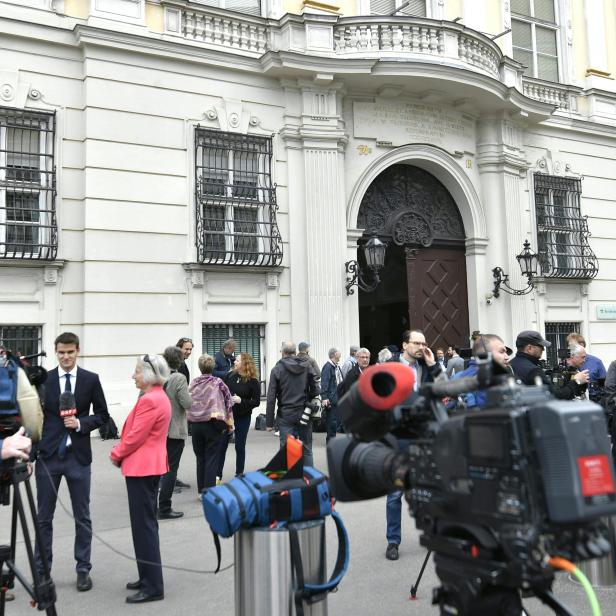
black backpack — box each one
[99,415,120,440]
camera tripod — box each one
[0,461,57,616]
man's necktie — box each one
[59,373,72,459]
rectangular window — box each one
[534,174,598,279]
[0,325,42,366]
[195,128,282,267]
[511,0,559,82]
[192,0,262,17]
[370,0,426,15]
[202,323,266,395]
[0,107,57,260]
[545,322,580,369]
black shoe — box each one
[173,486,182,494]
[157,509,184,520]
[126,580,142,590]
[175,479,191,489]
[76,572,93,591]
[385,544,399,561]
[126,591,164,604]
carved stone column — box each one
[477,116,532,344]
[297,82,347,362]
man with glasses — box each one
[510,330,589,399]
[385,329,446,561]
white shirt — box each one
[58,365,81,439]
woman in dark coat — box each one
[217,353,261,478]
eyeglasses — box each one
[409,340,427,346]
[143,354,157,374]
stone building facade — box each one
[1,0,616,413]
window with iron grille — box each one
[202,323,266,396]
[534,174,598,279]
[0,107,57,260]
[370,0,426,15]
[0,325,42,366]
[511,0,559,82]
[195,128,282,267]
[545,322,580,368]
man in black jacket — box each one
[266,341,320,465]
[34,332,108,591]
[320,347,343,442]
[509,330,589,399]
[385,329,446,562]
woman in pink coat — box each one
[110,354,171,604]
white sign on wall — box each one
[597,304,616,320]
[353,100,475,153]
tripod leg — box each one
[409,550,432,600]
[533,589,576,616]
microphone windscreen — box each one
[16,366,43,442]
[59,391,76,411]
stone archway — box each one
[356,164,470,351]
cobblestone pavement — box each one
[1,428,615,616]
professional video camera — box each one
[0,351,56,615]
[327,360,616,616]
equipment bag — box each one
[0,357,19,420]
[254,413,267,431]
[203,438,331,539]
[98,415,120,440]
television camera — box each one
[327,359,616,616]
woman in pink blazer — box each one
[110,354,171,604]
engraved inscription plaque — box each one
[353,100,475,152]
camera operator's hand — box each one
[1,427,32,461]
[422,346,436,367]
[574,369,590,385]
[322,399,331,408]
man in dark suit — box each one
[34,332,108,591]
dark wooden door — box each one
[407,247,469,349]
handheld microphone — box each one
[59,391,77,419]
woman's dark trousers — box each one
[192,420,227,492]
[217,414,252,477]
[126,476,163,597]
[158,438,185,512]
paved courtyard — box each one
[2,427,616,616]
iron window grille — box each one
[202,323,266,396]
[544,321,580,368]
[534,174,598,279]
[0,107,57,260]
[0,325,42,366]
[511,0,559,82]
[195,128,282,267]
[195,0,262,15]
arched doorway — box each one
[357,164,469,352]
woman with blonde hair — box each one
[188,354,234,493]
[217,353,261,478]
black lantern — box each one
[492,240,539,299]
[345,236,388,296]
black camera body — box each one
[327,364,616,615]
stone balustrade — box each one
[161,1,578,113]
[521,77,579,111]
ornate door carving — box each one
[406,248,469,349]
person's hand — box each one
[422,346,436,367]
[266,427,274,432]
[322,399,330,408]
[109,453,121,468]
[575,370,590,385]
[232,394,242,405]
[1,427,32,461]
[63,416,79,430]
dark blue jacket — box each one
[38,366,108,466]
[213,350,235,379]
[451,361,487,409]
[321,361,341,406]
